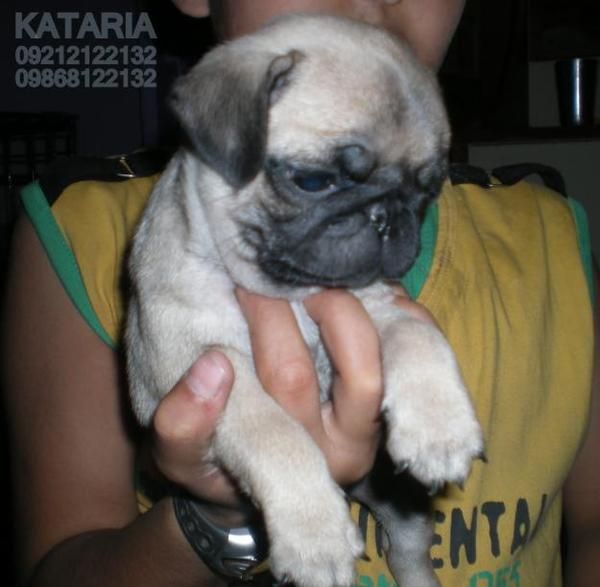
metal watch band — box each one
[172,495,269,582]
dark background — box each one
[2,0,599,169]
[1,0,599,583]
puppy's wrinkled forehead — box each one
[269,53,394,145]
[264,18,447,166]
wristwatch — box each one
[172,495,269,582]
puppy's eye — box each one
[291,171,337,193]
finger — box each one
[152,351,238,502]
[390,283,408,298]
[235,288,323,436]
[303,290,382,443]
[391,286,439,326]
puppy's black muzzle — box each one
[253,155,441,288]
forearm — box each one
[28,499,226,587]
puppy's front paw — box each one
[266,483,363,587]
[386,394,483,490]
[383,326,484,489]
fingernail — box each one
[185,352,228,400]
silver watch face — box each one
[218,526,269,579]
[173,496,269,581]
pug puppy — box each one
[126,13,484,587]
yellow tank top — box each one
[21,168,594,586]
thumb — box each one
[152,351,234,482]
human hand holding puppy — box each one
[151,287,434,518]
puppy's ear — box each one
[170,47,303,188]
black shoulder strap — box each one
[38,154,569,206]
[448,163,492,188]
[449,162,567,197]
[490,163,567,197]
[39,148,173,205]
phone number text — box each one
[15,44,157,67]
[15,67,157,89]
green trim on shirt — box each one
[401,202,438,299]
[20,181,115,348]
[569,198,595,304]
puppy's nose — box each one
[339,144,375,181]
[368,202,390,237]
